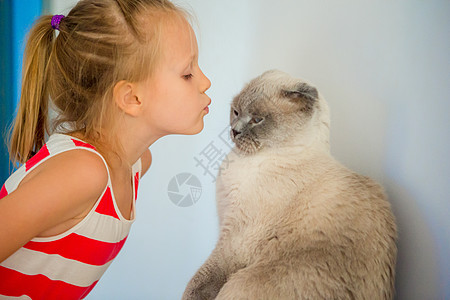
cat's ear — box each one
[282,83,318,111]
[282,83,318,101]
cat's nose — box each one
[232,129,241,138]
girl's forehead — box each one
[162,20,197,55]
[167,18,195,42]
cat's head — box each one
[230,69,330,155]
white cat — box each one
[183,70,397,300]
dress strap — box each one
[2,133,111,195]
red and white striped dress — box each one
[0,133,141,299]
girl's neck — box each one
[67,131,131,170]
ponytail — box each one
[9,1,189,166]
[9,15,54,164]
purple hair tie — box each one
[51,15,65,31]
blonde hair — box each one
[9,0,188,165]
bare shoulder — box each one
[50,149,107,183]
[21,149,108,195]
[49,149,108,177]
[17,149,109,217]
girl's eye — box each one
[251,117,263,124]
[183,74,193,80]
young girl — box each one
[0,0,211,299]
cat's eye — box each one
[233,109,239,116]
[251,117,263,124]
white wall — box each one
[48,1,450,299]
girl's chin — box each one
[179,120,205,136]
[191,123,205,135]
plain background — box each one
[29,0,450,299]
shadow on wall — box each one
[386,180,439,300]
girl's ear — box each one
[113,80,142,116]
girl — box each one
[0,0,211,299]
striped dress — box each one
[0,133,141,299]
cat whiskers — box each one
[235,137,262,155]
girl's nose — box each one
[200,69,211,93]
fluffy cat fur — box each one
[183,70,397,300]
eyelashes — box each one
[183,74,194,80]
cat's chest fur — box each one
[215,148,323,259]
[217,149,300,219]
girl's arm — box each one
[0,150,108,263]
[140,148,152,177]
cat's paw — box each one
[183,280,223,300]
[182,288,213,300]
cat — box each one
[182,70,397,300]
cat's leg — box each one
[214,262,299,300]
[214,256,357,300]
[182,244,234,300]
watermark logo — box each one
[167,173,202,207]
[194,126,236,183]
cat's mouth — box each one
[231,133,262,155]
